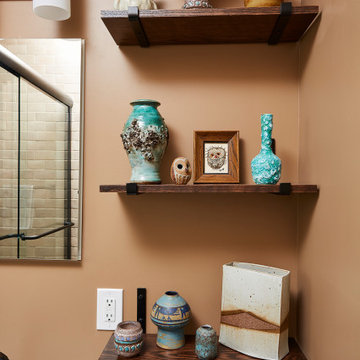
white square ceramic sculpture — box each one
[219,262,290,360]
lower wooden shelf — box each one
[99,184,319,195]
[99,334,307,360]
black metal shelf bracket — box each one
[268,2,293,45]
[278,182,292,195]
[126,183,139,195]
[137,288,146,333]
[128,6,150,48]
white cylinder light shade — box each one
[33,0,71,21]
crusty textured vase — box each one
[251,114,281,184]
[114,321,143,358]
[219,262,290,360]
[195,325,218,360]
[121,100,168,184]
[150,291,191,349]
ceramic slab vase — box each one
[121,99,168,184]
[150,291,191,349]
[219,262,290,360]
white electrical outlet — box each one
[105,297,116,323]
[97,289,123,330]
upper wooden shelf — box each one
[101,6,319,47]
[99,334,307,360]
[99,184,319,195]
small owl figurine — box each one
[170,157,192,185]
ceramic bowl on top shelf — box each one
[114,0,157,10]
[183,0,212,9]
[244,0,282,6]
[114,321,143,358]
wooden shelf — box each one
[101,6,319,47]
[99,334,307,360]
[99,184,319,195]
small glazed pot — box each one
[195,325,218,360]
[114,321,143,358]
[244,0,282,7]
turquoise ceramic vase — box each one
[251,114,281,184]
[121,100,169,183]
[150,291,191,350]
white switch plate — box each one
[97,288,123,330]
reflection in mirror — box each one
[0,39,84,261]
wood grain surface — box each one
[101,6,319,46]
[98,334,307,360]
[99,184,319,194]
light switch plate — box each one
[97,288,123,330]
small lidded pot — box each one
[114,321,143,358]
[195,325,218,360]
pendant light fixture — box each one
[33,0,71,21]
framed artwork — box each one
[194,131,240,183]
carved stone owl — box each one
[206,146,226,170]
[170,157,192,185]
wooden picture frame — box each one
[194,131,239,184]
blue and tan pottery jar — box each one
[121,99,169,184]
[114,321,143,358]
[150,291,191,350]
[251,114,282,184]
[195,325,218,360]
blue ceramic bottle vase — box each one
[150,291,191,350]
[251,114,282,184]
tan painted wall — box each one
[0,1,301,360]
[298,1,360,359]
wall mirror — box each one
[0,39,84,261]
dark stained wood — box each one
[101,6,319,46]
[99,334,307,360]
[99,184,319,194]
